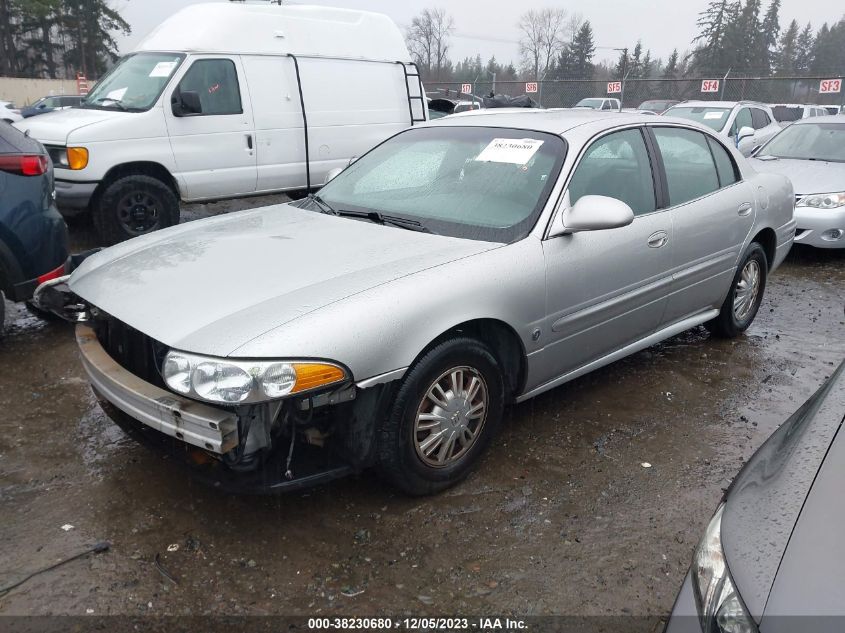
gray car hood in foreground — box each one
[750,156,845,195]
[721,361,845,623]
[70,205,496,356]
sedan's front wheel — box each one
[707,242,768,338]
[376,338,504,495]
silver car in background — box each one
[751,115,845,248]
[54,110,795,495]
[663,101,782,156]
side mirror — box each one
[324,167,344,185]
[735,126,755,145]
[172,90,202,116]
[550,195,635,237]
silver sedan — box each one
[58,110,796,495]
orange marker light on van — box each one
[67,147,89,170]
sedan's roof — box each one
[424,108,655,136]
[792,113,845,125]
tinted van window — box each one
[177,59,242,115]
[751,108,771,129]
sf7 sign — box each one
[607,81,622,94]
[461,83,473,95]
[525,82,538,93]
[701,79,720,93]
[819,79,842,94]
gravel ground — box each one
[0,199,842,626]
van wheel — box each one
[376,338,504,496]
[93,175,179,245]
[707,242,768,338]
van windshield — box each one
[82,53,185,112]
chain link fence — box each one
[425,76,845,109]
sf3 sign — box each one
[607,81,622,94]
[819,78,842,94]
[525,82,538,93]
[701,79,720,93]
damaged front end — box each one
[41,269,391,493]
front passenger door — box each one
[539,127,674,383]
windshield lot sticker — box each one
[703,111,725,120]
[476,138,544,165]
[149,61,178,78]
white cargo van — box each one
[16,3,427,243]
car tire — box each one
[707,242,768,338]
[93,175,179,245]
[376,337,504,496]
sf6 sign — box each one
[607,81,622,94]
[525,82,538,93]
[819,79,842,94]
[701,79,720,93]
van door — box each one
[165,55,257,199]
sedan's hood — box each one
[749,157,845,195]
[720,362,845,622]
[13,108,125,145]
[70,205,497,356]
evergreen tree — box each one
[761,0,781,72]
[691,0,730,73]
[794,22,815,74]
[663,49,679,79]
[569,21,596,79]
[775,19,798,75]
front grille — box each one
[94,316,168,388]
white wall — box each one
[0,78,80,106]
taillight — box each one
[37,262,66,284]
[0,154,49,176]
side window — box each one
[706,137,740,187]
[602,100,612,110]
[652,127,720,206]
[567,128,656,215]
[730,108,752,136]
[176,59,242,115]
[751,108,770,129]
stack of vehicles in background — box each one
[14,2,427,244]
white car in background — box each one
[0,101,22,124]
[573,98,621,111]
[663,101,781,156]
[771,103,830,126]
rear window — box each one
[772,106,802,122]
[665,107,731,131]
[0,122,41,154]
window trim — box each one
[646,125,744,211]
[173,57,244,117]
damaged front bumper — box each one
[76,324,239,454]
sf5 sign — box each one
[607,81,622,94]
[819,79,842,94]
[701,79,720,93]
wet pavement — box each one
[1,200,843,622]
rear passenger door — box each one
[648,126,755,324]
[540,127,673,380]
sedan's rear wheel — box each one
[377,338,504,495]
[707,242,768,338]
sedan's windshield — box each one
[314,126,566,243]
[759,122,845,162]
[82,53,185,112]
[665,107,731,131]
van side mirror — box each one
[324,167,344,184]
[735,126,755,145]
[549,195,635,237]
[172,90,202,116]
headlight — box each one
[691,504,757,633]
[796,192,845,209]
[162,351,347,404]
[51,146,89,170]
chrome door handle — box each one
[738,203,753,216]
[648,230,668,248]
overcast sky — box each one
[112,0,839,67]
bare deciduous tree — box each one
[406,8,454,80]
[518,8,568,80]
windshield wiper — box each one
[334,209,431,233]
[305,193,336,214]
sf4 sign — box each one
[701,79,720,93]
[461,83,473,95]
[819,78,842,94]
[525,82,538,94]
[607,81,622,94]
